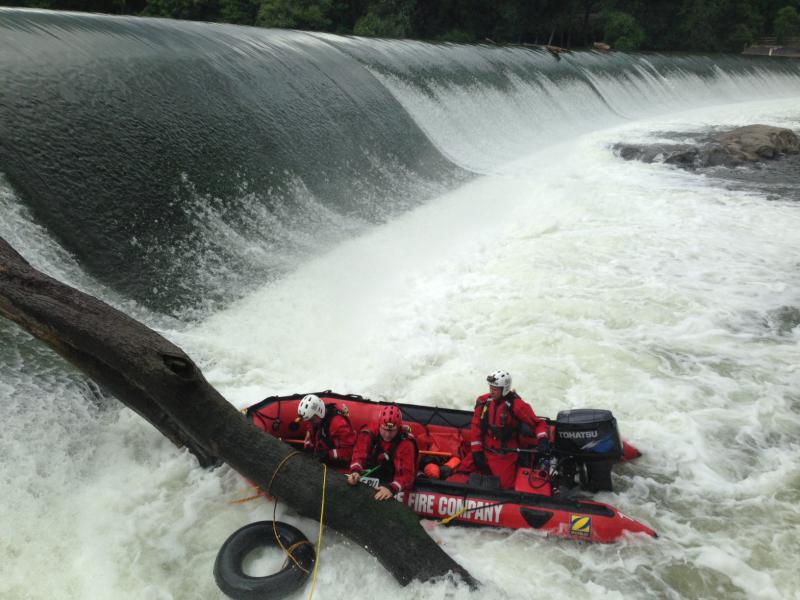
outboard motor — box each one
[554,409,622,458]
[554,409,622,492]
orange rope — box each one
[228,488,272,504]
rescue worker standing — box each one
[297,394,356,466]
[347,404,418,501]
[466,370,549,489]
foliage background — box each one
[3,0,800,52]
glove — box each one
[473,450,488,471]
[537,439,551,454]
[423,463,441,479]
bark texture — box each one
[0,236,477,588]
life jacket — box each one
[480,393,519,445]
[318,403,351,446]
[365,425,418,482]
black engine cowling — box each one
[553,409,622,492]
[553,409,622,460]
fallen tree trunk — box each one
[0,236,477,589]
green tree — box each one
[17,0,146,12]
[728,21,754,48]
[605,0,687,50]
[774,5,800,43]
[492,0,526,43]
[723,0,764,50]
[8,0,786,52]
[327,0,369,33]
[219,0,259,24]
[604,10,646,49]
[353,0,414,37]
[680,0,764,52]
[140,0,219,20]
[411,0,497,43]
[353,10,409,36]
[256,0,333,30]
[437,28,473,42]
[680,0,718,51]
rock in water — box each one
[712,125,800,163]
[614,125,800,169]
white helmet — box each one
[487,370,512,396]
[298,394,325,421]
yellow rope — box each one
[255,449,327,596]
[267,451,311,573]
[441,499,509,526]
[441,504,470,525]
[307,463,327,600]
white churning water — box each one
[2,69,800,599]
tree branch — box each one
[0,236,477,588]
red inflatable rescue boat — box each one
[245,392,656,543]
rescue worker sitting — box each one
[297,394,355,466]
[346,404,418,501]
[464,370,549,489]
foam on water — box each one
[2,97,800,598]
[175,98,800,598]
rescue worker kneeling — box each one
[296,394,355,466]
[346,404,418,501]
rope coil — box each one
[262,451,327,599]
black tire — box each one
[213,521,315,600]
